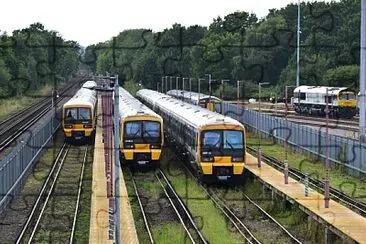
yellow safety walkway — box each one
[89,96,139,243]
[245,153,366,243]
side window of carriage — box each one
[300,92,306,100]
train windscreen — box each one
[124,121,161,143]
[64,108,91,124]
[339,93,356,100]
[201,130,244,157]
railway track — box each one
[252,107,359,130]
[155,168,207,244]
[129,168,207,243]
[129,170,155,243]
[246,146,366,217]
[15,144,89,243]
[280,115,358,132]
[179,162,302,244]
[0,77,86,153]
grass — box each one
[123,168,189,243]
[246,130,366,202]
[74,147,93,243]
[33,146,90,243]
[161,154,244,244]
[241,177,328,243]
[137,178,162,199]
[21,137,60,193]
[151,222,189,244]
[0,85,53,120]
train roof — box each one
[82,80,97,89]
[293,85,355,95]
[166,89,221,104]
[137,89,243,129]
[118,87,162,121]
[63,87,97,108]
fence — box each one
[220,102,366,178]
[0,113,59,214]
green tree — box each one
[323,65,359,88]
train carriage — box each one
[118,87,164,167]
[137,89,246,182]
[62,80,97,141]
[292,85,357,118]
[167,89,222,112]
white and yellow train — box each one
[118,87,164,167]
[137,89,246,182]
[166,89,221,112]
[62,80,97,141]
[292,85,357,118]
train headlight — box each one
[150,144,161,149]
[83,124,93,128]
[201,156,214,162]
[64,124,73,129]
[124,144,135,149]
[231,156,243,162]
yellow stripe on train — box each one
[337,100,357,107]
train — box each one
[62,80,97,141]
[137,89,246,182]
[292,85,358,118]
[118,87,164,167]
[166,89,222,112]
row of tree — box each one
[86,0,361,99]
[0,23,80,98]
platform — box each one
[245,153,366,243]
[89,95,138,243]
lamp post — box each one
[189,78,192,101]
[170,76,173,91]
[183,77,188,100]
[325,88,330,208]
[237,81,245,120]
[205,74,212,96]
[176,77,179,96]
[161,77,164,93]
[157,82,160,92]
[165,76,168,93]
[221,79,230,114]
[284,85,296,184]
[198,78,205,106]
[360,0,366,141]
[205,74,212,108]
[258,82,270,168]
[183,78,188,91]
[296,0,301,87]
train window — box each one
[339,93,355,100]
[125,122,141,137]
[223,131,243,149]
[65,108,78,121]
[202,131,221,148]
[65,108,91,123]
[143,121,160,138]
[79,108,91,120]
[300,93,306,100]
